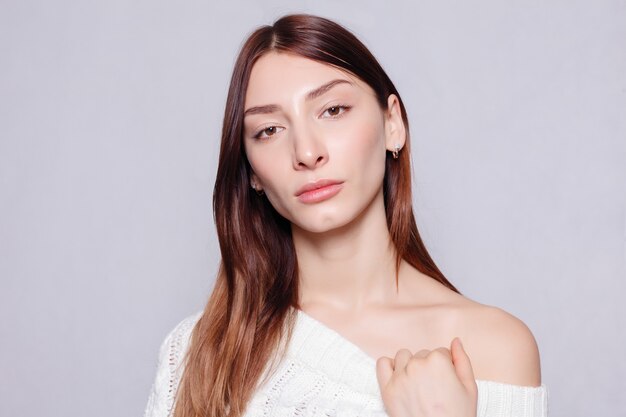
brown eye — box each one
[322,104,350,118]
[254,126,284,140]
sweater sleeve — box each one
[476,380,549,417]
[143,312,202,417]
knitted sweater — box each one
[143,309,548,417]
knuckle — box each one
[435,347,451,355]
[394,348,412,361]
[405,356,426,374]
[429,348,451,362]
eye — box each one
[322,104,351,118]
[253,125,284,140]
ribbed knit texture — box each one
[144,309,548,417]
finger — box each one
[376,356,394,388]
[413,349,431,359]
[393,348,413,371]
[451,337,477,392]
[431,347,452,361]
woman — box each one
[144,13,548,417]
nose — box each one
[291,123,328,170]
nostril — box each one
[293,143,328,170]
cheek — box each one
[245,140,287,187]
[333,116,386,178]
[246,145,294,216]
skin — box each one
[243,51,541,417]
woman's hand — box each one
[375,337,478,417]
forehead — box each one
[244,52,371,107]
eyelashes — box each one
[252,104,352,140]
[253,126,284,139]
[321,104,351,118]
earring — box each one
[392,144,401,159]
[250,181,264,196]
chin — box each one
[291,209,359,235]
[296,221,347,234]
[282,187,382,235]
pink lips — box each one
[295,179,344,204]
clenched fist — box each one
[375,337,478,417]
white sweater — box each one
[144,309,548,417]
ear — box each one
[384,94,407,154]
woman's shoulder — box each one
[406,269,541,386]
[154,310,203,373]
[144,311,203,417]
[448,295,542,387]
[396,267,542,387]
[164,311,203,343]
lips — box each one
[295,179,344,204]
[295,179,344,196]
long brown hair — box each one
[173,13,460,417]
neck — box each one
[293,189,401,312]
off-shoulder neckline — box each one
[293,307,546,391]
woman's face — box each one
[243,51,405,234]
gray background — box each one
[1,1,624,416]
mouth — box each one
[295,179,344,204]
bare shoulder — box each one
[452,297,542,387]
[400,269,541,386]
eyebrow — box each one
[243,79,354,117]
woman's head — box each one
[215,13,416,252]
